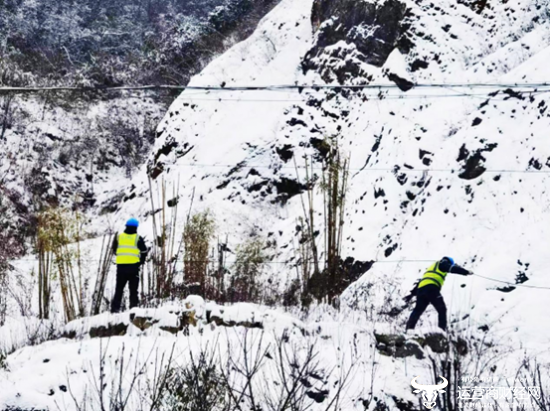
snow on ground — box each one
[0,301,366,411]
[1,0,550,408]
[1,301,545,410]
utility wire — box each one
[10,257,550,289]
[471,273,550,290]
[1,82,550,93]
[159,163,550,174]
[171,88,550,102]
[168,93,512,102]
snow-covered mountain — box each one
[0,0,283,258]
[117,0,550,342]
[1,0,550,409]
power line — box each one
[11,258,550,290]
[172,88,550,102]
[10,256,550,289]
[1,82,550,93]
[471,273,550,290]
[158,163,550,174]
[169,93,503,102]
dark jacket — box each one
[112,226,148,265]
[437,258,470,276]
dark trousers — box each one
[406,284,447,330]
[111,264,140,313]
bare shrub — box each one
[0,218,25,324]
[514,358,550,411]
[183,210,215,296]
[146,179,190,302]
[7,269,34,318]
[295,136,350,305]
[36,206,86,322]
[0,187,27,324]
[283,277,302,308]
[100,105,158,177]
[229,238,266,303]
[161,343,226,411]
[428,328,510,411]
[218,330,355,411]
[67,330,356,411]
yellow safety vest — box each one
[116,233,140,264]
[418,262,447,289]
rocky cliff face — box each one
[304,0,411,83]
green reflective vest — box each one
[418,261,447,289]
[116,233,140,264]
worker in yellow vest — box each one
[406,257,472,331]
[111,218,148,313]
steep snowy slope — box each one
[107,0,317,278]
[111,0,550,345]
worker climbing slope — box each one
[111,218,148,313]
[406,257,473,331]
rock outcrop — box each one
[374,333,425,359]
[374,331,469,359]
[303,0,411,82]
[61,297,306,340]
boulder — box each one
[130,313,159,331]
[62,313,129,340]
[413,332,448,353]
[412,332,469,355]
[374,331,469,358]
[130,307,197,334]
[62,330,77,339]
[89,323,128,338]
[208,312,263,329]
[391,395,416,411]
[453,336,469,355]
[374,333,424,359]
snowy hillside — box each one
[1,0,550,409]
[0,0,283,264]
[115,0,550,343]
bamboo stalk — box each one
[337,157,350,261]
[91,234,114,315]
[75,210,84,317]
[161,179,167,296]
[90,236,105,315]
[166,178,179,295]
[148,176,160,299]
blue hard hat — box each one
[126,218,139,227]
[443,256,454,265]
